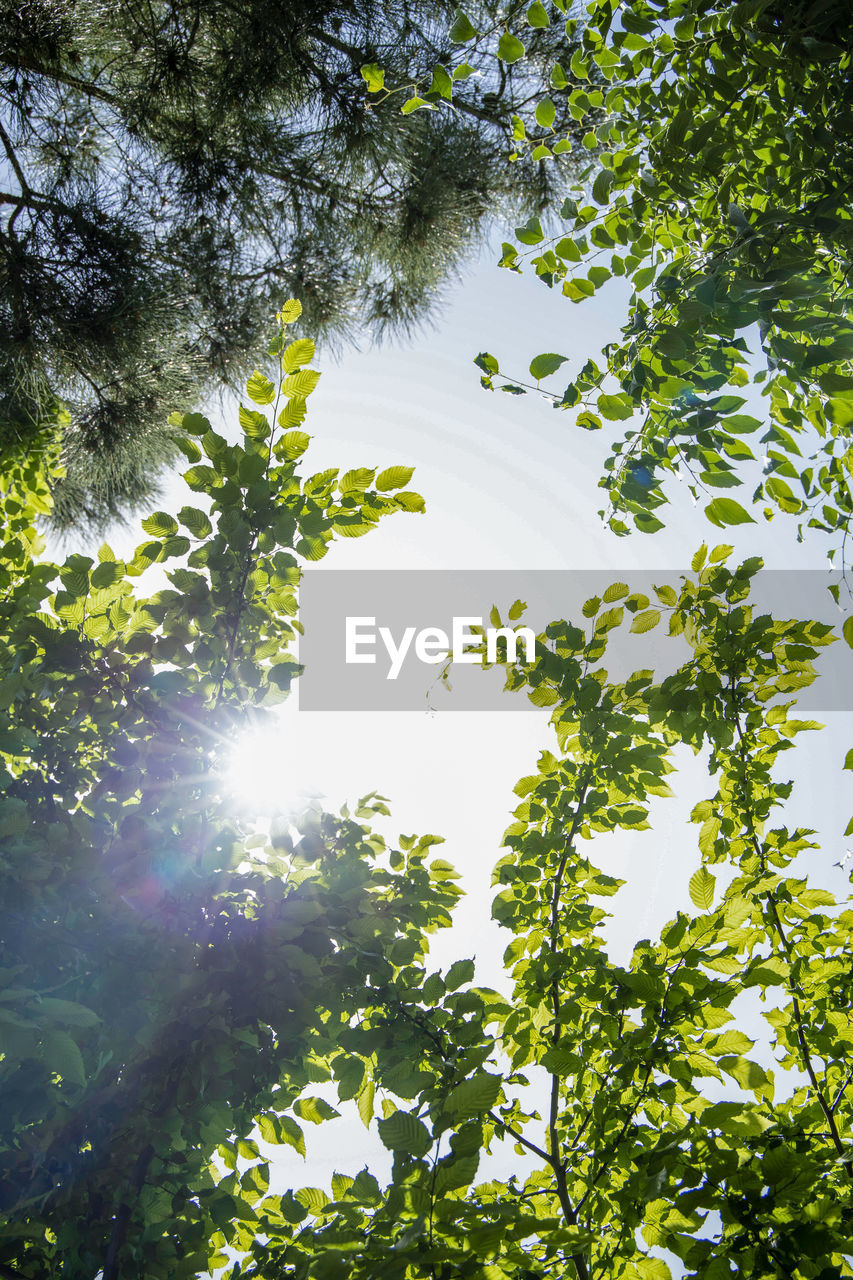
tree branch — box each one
[545,773,591,1280]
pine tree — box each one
[0,0,585,528]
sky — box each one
[64,241,853,1202]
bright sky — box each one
[63,245,853,1203]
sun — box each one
[223,721,320,819]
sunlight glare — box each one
[224,721,321,819]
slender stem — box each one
[731,715,850,1166]
[831,1066,853,1116]
[545,774,591,1280]
[487,1109,551,1164]
[5,55,119,106]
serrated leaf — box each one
[279,299,302,324]
[184,465,221,491]
[278,431,311,461]
[435,1152,479,1192]
[294,1096,340,1124]
[247,370,276,405]
[529,352,567,380]
[295,1187,330,1214]
[630,609,661,634]
[711,1030,755,1056]
[238,404,270,439]
[257,1114,306,1156]
[331,1172,354,1199]
[377,1109,432,1156]
[705,496,755,527]
[445,958,475,990]
[280,341,314,378]
[689,866,715,912]
[178,506,212,538]
[446,1071,501,1120]
[141,511,178,537]
[376,465,415,491]
[357,1078,375,1128]
[282,369,321,398]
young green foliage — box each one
[0,308,463,1280]
[408,2,853,556]
[234,551,853,1280]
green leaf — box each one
[293,1096,340,1125]
[535,96,556,129]
[42,1030,86,1086]
[357,1078,375,1128]
[377,1109,432,1156]
[360,63,385,92]
[429,64,453,99]
[141,511,178,537]
[592,168,615,205]
[402,95,435,114]
[446,1071,501,1120]
[246,370,276,405]
[843,616,853,649]
[448,8,477,41]
[376,465,415,491]
[282,339,315,373]
[705,497,755,527]
[497,33,526,64]
[239,404,270,439]
[257,1114,306,1156]
[178,506,212,538]
[636,1259,672,1280]
[331,1172,354,1199]
[282,369,321,398]
[689,866,715,912]
[630,609,660,634]
[35,998,99,1028]
[445,958,475,990]
[597,393,633,420]
[279,298,303,324]
[527,1,549,26]
[278,431,312,461]
[516,216,544,246]
[295,1187,330,1215]
[529,352,567,380]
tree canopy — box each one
[2,309,853,1279]
[0,0,586,528]
[402,0,853,558]
[3,1,853,1278]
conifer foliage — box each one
[0,0,583,527]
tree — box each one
[403,1,853,560]
[233,559,853,1280]
[0,305,461,1277]
[0,0,588,529]
[3,308,853,1279]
